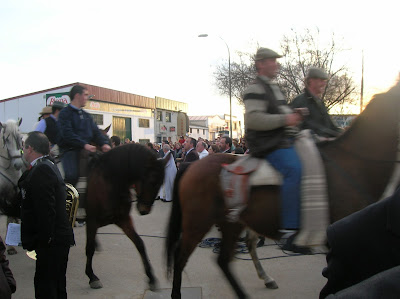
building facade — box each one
[189,114,243,141]
[1,83,190,144]
[154,97,188,143]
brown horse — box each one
[166,83,400,299]
[85,144,168,290]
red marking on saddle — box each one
[234,166,244,173]
[225,188,234,198]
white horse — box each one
[0,119,25,254]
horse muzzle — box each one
[136,202,152,215]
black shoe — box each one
[281,233,313,255]
[256,237,265,248]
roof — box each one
[189,116,210,121]
[1,82,156,109]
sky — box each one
[1,0,399,120]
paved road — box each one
[1,200,327,299]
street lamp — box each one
[198,34,233,138]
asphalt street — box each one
[1,200,327,299]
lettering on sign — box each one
[46,95,70,106]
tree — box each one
[213,28,357,111]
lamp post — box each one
[198,34,232,138]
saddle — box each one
[220,155,282,222]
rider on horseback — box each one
[243,47,303,231]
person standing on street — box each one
[19,131,75,299]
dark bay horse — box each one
[85,144,168,290]
[166,83,400,299]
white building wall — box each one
[1,87,155,141]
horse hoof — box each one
[90,280,103,289]
[265,281,278,289]
[7,248,17,255]
[149,280,159,292]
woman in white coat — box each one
[159,144,177,202]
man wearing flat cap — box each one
[242,47,304,232]
[291,67,341,140]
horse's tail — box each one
[166,168,185,278]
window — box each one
[203,129,205,135]
[166,112,171,122]
[234,122,237,130]
[139,118,150,128]
[197,129,199,134]
[112,116,131,141]
[90,114,103,125]
[190,128,192,133]
[156,111,162,121]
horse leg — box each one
[171,222,214,299]
[117,216,158,291]
[85,220,103,289]
[246,229,278,289]
[217,222,248,299]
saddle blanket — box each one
[220,130,329,248]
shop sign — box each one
[170,126,176,132]
[160,124,167,132]
[46,93,70,106]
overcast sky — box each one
[1,0,399,118]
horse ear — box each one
[18,118,22,126]
[104,124,111,133]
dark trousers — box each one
[35,245,70,299]
[61,150,80,187]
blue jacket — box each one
[57,104,108,150]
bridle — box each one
[0,130,23,170]
[0,129,23,190]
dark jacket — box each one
[44,116,58,145]
[320,188,400,298]
[291,89,341,138]
[243,77,290,157]
[0,236,16,298]
[19,157,75,251]
[57,104,108,150]
[183,149,199,163]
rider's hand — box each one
[101,144,111,153]
[285,113,302,127]
[84,144,97,153]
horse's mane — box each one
[91,143,161,185]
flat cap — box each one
[307,67,329,80]
[39,106,52,115]
[255,47,282,61]
[52,101,67,109]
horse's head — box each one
[0,118,24,171]
[136,153,168,215]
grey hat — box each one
[255,47,282,61]
[307,67,329,80]
[52,101,67,110]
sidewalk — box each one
[1,200,327,299]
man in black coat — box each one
[19,131,75,299]
[291,67,341,140]
[219,136,232,153]
[320,187,400,298]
